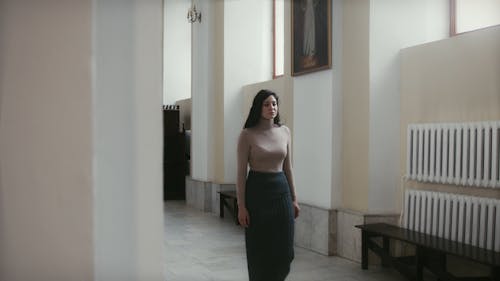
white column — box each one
[93,0,164,280]
[191,0,216,181]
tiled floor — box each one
[164,201,405,281]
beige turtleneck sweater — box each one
[236,123,297,209]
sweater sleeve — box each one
[282,126,297,201]
[236,129,250,208]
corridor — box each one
[164,201,404,281]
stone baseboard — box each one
[295,204,399,259]
[336,209,400,263]
[185,177,236,216]
[185,177,213,212]
[295,203,337,256]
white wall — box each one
[93,0,164,280]
[132,2,165,279]
[190,0,273,183]
[163,0,191,105]
[456,0,500,33]
[293,72,334,208]
[330,0,344,209]
[367,0,448,213]
[223,0,273,182]
[291,0,343,209]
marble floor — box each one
[164,200,406,281]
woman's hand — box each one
[293,201,300,219]
[238,206,250,227]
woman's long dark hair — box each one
[244,89,281,129]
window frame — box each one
[450,0,457,36]
[273,0,284,79]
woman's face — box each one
[261,95,278,120]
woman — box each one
[236,89,300,281]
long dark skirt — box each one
[245,170,295,281]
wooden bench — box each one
[218,190,239,225]
[356,223,500,281]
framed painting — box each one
[291,0,332,76]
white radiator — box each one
[406,121,500,188]
[404,189,500,252]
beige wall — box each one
[0,1,93,280]
[400,25,500,202]
[342,0,370,212]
